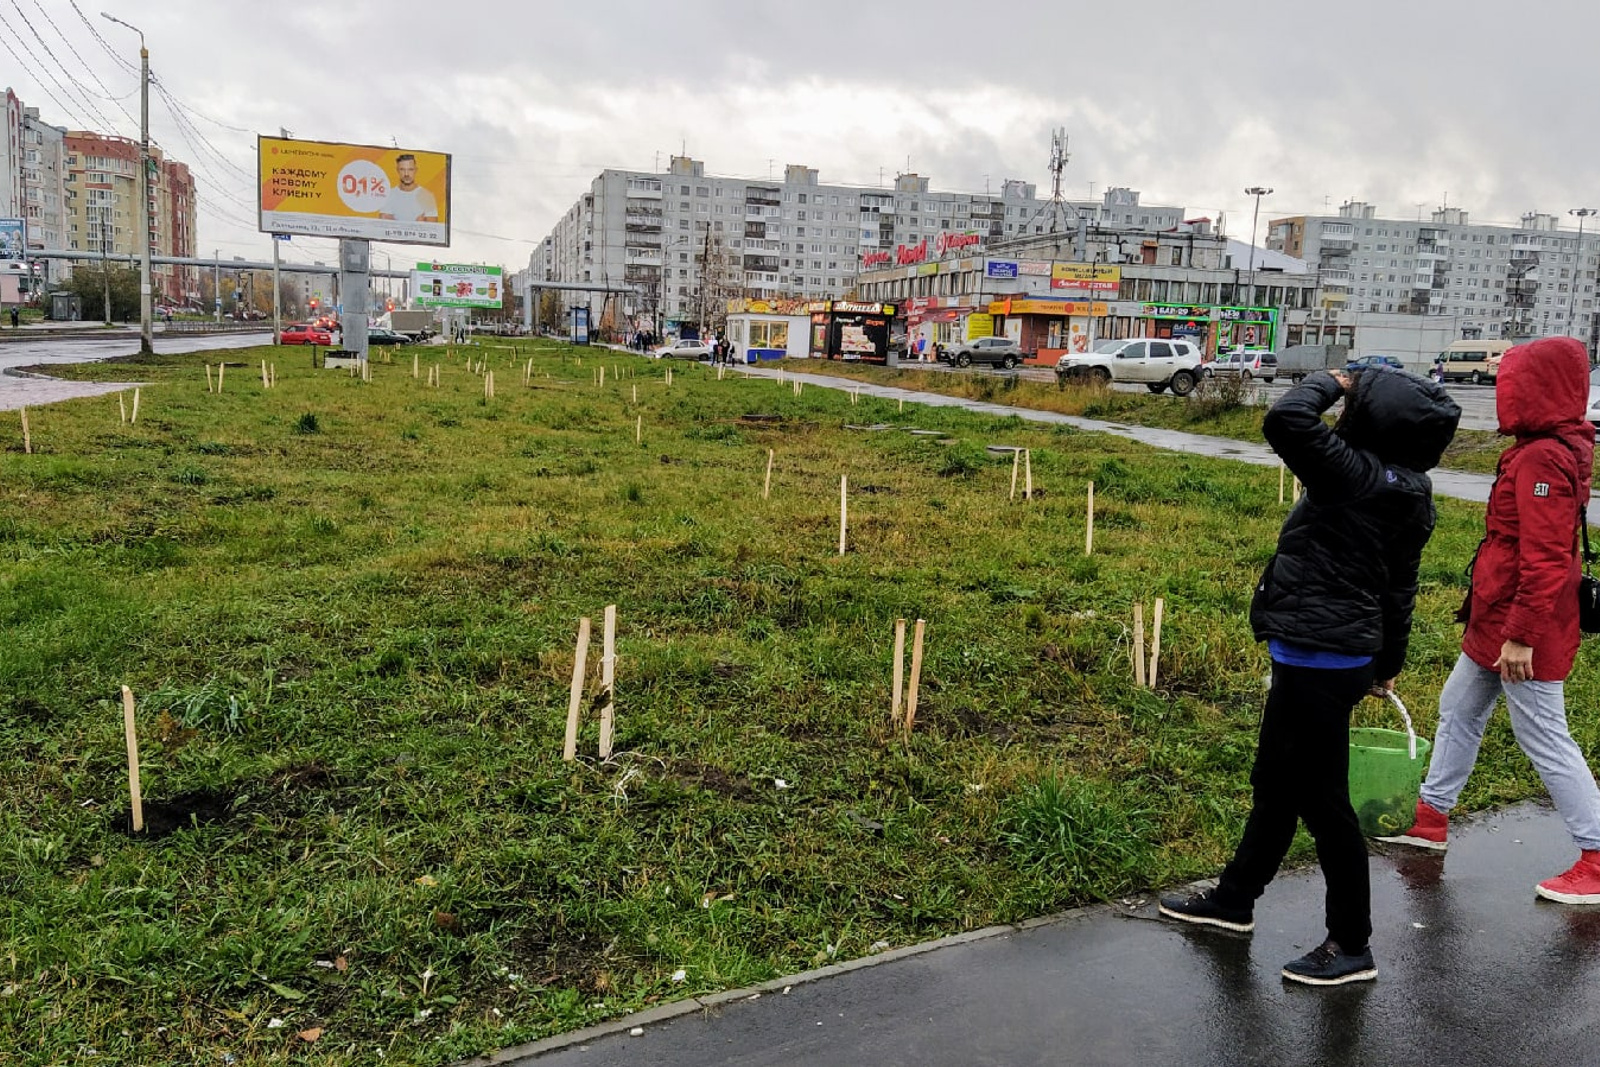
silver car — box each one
[655,339,712,360]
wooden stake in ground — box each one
[1010,449,1020,501]
[666,367,672,387]
[122,685,144,833]
[839,475,848,556]
[1086,481,1095,555]
[119,393,127,424]
[599,605,618,759]
[261,359,269,388]
[904,619,926,735]
[1149,597,1166,688]
[204,363,214,393]
[635,415,642,445]
[899,397,904,412]
[130,388,140,424]
[270,365,276,389]
[563,617,592,762]
[763,448,774,500]
[20,406,31,454]
[600,366,606,387]
[632,383,638,404]
[1024,449,1034,500]
[1278,460,1286,505]
[413,352,419,379]
[1133,602,1147,688]
[218,362,225,393]
[890,617,907,726]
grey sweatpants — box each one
[1421,653,1600,850]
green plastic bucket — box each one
[1348,692,1431,838]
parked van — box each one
[1436,340,1512,385]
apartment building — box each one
[22,108,67,276]
[533,154,1185,330]
[1269,201,1599,348]
[64,131,198,302]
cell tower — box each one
[1021,127,1087,258]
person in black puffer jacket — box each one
[1160,367,1461,986]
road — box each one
[0,331,273,411]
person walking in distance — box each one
[1381,337,1600,904]
[1159,366,1461,985]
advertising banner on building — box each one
[985,260,1019,279]
[0,217,24,259]
[965,313,995,340]
[1017,260,1053,276]
[412,262,503,308]
[258,136,451,246]
[1050,263,1122,291]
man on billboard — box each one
[380,154,439,223]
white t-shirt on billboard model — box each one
[379,153,440,222]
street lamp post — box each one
[1244,186,1273,308]
[102,12,153,355]
[1568,207,1596,340]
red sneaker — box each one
[1376,799,1448,851]
[1536,851,1600,904]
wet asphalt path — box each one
[484,804,1600,1067]
[0,331,273,411]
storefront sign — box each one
[829,300,895,315]
[1143,303,1213,319]
[990,299,1108,316]
[895,239,929,266]
[985,260,1020,279]
[728,297,808,315]
[935,231,983,255]
[966,313,995,340]
[1018,260,1053,276]
[1050,263,1122,291]
[916,263,938,277]
[862,250,892,269]
[1218,305,1276,322]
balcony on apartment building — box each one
[744,187,781,207]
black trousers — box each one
[1217,660,1375,950]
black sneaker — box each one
[1157,887,1254,932]
[1281,939,1377,986]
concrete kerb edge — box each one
[460,906,1092,1065]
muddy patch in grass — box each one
[115,788,236,839]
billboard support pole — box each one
[272,235,281,345]
[340,238,370,362]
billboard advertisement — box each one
[571,306,590,346]
[1051,263,1122,291]
[0,217,24,260]
[258,136,451,246]
[411,262,503,308]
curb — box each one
[460,906,1096,1065]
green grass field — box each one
[0,341,1582,1065]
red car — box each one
[280,323,332,345]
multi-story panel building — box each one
[1269,201,1599,350]
[0,89,22,222]
[22,108,66,278]
[534,155,1185,331]
[63,131,198,302]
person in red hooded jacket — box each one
[1382,336,1600,902]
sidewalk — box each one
[475,803,1598,1067]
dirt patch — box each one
[116,788,236,839]
[664,759,760,801]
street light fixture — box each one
[102,11,153,355]
[1568,207,1596,340]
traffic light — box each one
[309,298,319,310]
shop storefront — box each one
[726,299,811,362]
[986,297,1109,366]
[1140,303,1280,356]
[806,300,898,364]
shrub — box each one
[1187,374,1257,420]
[293,412,320,435]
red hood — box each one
[1497,336,1593,439]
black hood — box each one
[1334,366,1462,471]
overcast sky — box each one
[5,0,1599,276]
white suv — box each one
[1056,338,1207,395]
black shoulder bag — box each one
[1579,508,1600,635]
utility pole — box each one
[1568,207,1595,341]
[1244,186,1274,309]
[212,249,220,323]
[101,209,112,324]
[104,13,152,354]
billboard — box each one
[1051,263,1122,291]
[258,136,451,246]
[0,218,24,260]
[411,263,503,308]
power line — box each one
[69,0,135,73]
[5,0,125,135]
[151,74,253,182]
[30,0,140,125]
[0,18,91,128]
[155,79,254,135]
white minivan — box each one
[1436,340,1512,385]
